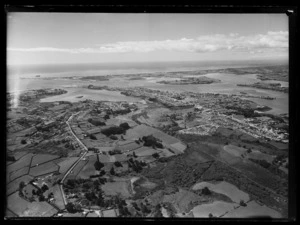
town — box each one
[6,85,288,218]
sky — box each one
[7,13,288,65]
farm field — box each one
[191,201,238,218]
[158,148,175,158]
[222,200,282,218]
[117,142,141,152]
[9,166,30,182]
[219,149,242,165]
[57,157,79,174]
[31,154,60,166]
[101,181,132,198]
[76,155,98,179]
[170,142,186,153]
[7,192,58,217]
[163,189,203,213]
[185,149,213,163]
[14,152,28,160]
[223,145,247,157]
[134,146,159,157]
[5,209,18,218]
[66,160,88,180]
[7,175,34,196]
[51,184,65,210]
[124,124,182,145]
[7,153,34,174]
[98,155,111,163]
[114,154,127,162]
[29,161,59,177]
[247,150,274,163]
[192,181,250,203]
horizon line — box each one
[7,58,288,67]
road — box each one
[59,112,88,206]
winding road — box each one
[59,112,88,206]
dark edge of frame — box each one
[3,4,298,223]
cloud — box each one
[8,31,288,55]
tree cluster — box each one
[88,118,106,126]
[101,123,131,137]
[142,135,163,148]
[94,161,104,171]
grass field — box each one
[14,152,28,160]
[192,181,250,203]
[9,166,30,182]
[185,150,212,164]
[7,192,58,217]
[192,201,238,218]
[170,142,186,153]
[57,157,79,174]
[134,146,159,157]
[68,160,88,178]
[124,124,181,145]
[29,161,59,177]
[98,155,112,163]
[5,209,18,218]
[222,200,282,218]
[219,149,242,165]
[159,148,176,158]
[247,150,274,163]
[7,175,34,196]
[31,154,60,167]
[114,154,127,162]
[7,153,34,174]
[163,189,203,213]
[117,142,141,152]
[52,184,65,210]
[101,181,131,198]
[76,155,97,179]
[223,145,247,157]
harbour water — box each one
[7,60,288,115]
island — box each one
[237,82,288,93]
[157,76,221,85]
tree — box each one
[66,202,77,213]
[32,189,36,195]
[132,202,140,211]
[41,184,49,192]
[38,195,45,202]
[247,148,252,153]
[208,213,213,218]
[119,122,130,130]
[240,200,247,207]
[19,181,25,190]
[110,135,118,140]
[48,192,54,199]
[152,153,160,159]
[99,170,106,176]
[94,161,104,171]
[114,161,123,167]
[90,134,97,140]
[202,187,211,195]
[153,204,163,217]
[140,202,151,214]
[133,151,137,158]
[21,139,27,144]
[110,167,115,175]
[66,179,76,188]
[85,192,97,201]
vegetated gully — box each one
[59,112,88,206]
